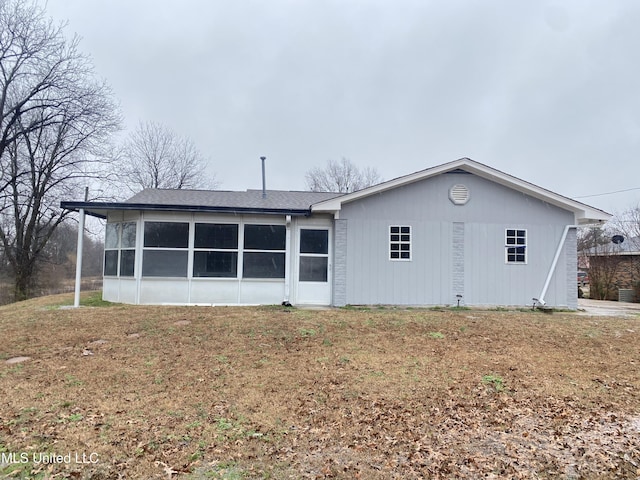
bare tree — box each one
[117,120,216,194]
[579,226,625,300]
[609,204,640,299]
[0,0,120,301]
[610,204,640,246]
[305,157,382,193]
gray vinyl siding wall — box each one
[333,219,348,306]
[338,172,575,307]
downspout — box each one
[73,187,89,307]
[537,224,578,306]
[283,215,292,305]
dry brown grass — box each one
[1,293,639,479]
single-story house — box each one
[584,236,640,302]
[61,158,611,308]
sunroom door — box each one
[295,228,331,305]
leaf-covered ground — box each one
[1,293,639,479]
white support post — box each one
[284,215,292,304]
[73,208,86,308]
[73,187,88,308]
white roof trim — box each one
[311,158,611,225]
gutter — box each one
[536,224,578,306]
[60,201,313,218]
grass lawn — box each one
[1,292,639,479]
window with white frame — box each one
[389,225,411,260]
[142,222,189,277]
[193,223,238,277]
[104,222,136,277]
[299,229,329,282]
[505,229,527,263]
[243,224,286,278]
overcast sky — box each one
[45,0,639,215]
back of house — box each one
[62,158,610,309]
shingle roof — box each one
[127,189,342,211]
[61,189,343,218]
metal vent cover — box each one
[449,184,470,205]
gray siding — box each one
[333,219,348,306]
[339,172,575,307]
[452,222,465,302]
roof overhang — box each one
[311,158,612,225]
[60,201,313,219]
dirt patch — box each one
[0,295,639,478]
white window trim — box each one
[505,228,527,264]
[104,222,137,277]
[389,225,412,261]
[298,227,330,283]
[193,222,239,278]
[141,221,190,278]
[241,223,287,279]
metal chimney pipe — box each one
[260,156,266,199]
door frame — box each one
[294,224,332,305]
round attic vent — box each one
[449,184,470,205]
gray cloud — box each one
[46,0,640,214]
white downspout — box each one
[537,224,577,306]
[283,215,292,305]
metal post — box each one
[261,156,266,198]
[73,187,89,307]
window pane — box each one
[193,251,238,277]
[299,256,328,282]
[400,226,410,234]
[105,223,119,249]
[401,234,410,242]
[120,250,135,277]
[506,229,515,237]
[390,244,400,251]
[243,252,285,278]
[144,222,189,248]
[244,225,286,250]
[104,250,118,276]
[507,246,526,263]
[195,224,238,249]
[400,252,410,259]
[391,252,400,259]
[121,222,137,248]
[300,229,328,254]
[142,250,188,277]
[390,234,400,242]
[390,226,400,234]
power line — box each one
[574,186,640,199]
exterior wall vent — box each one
[449,184,470,205]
